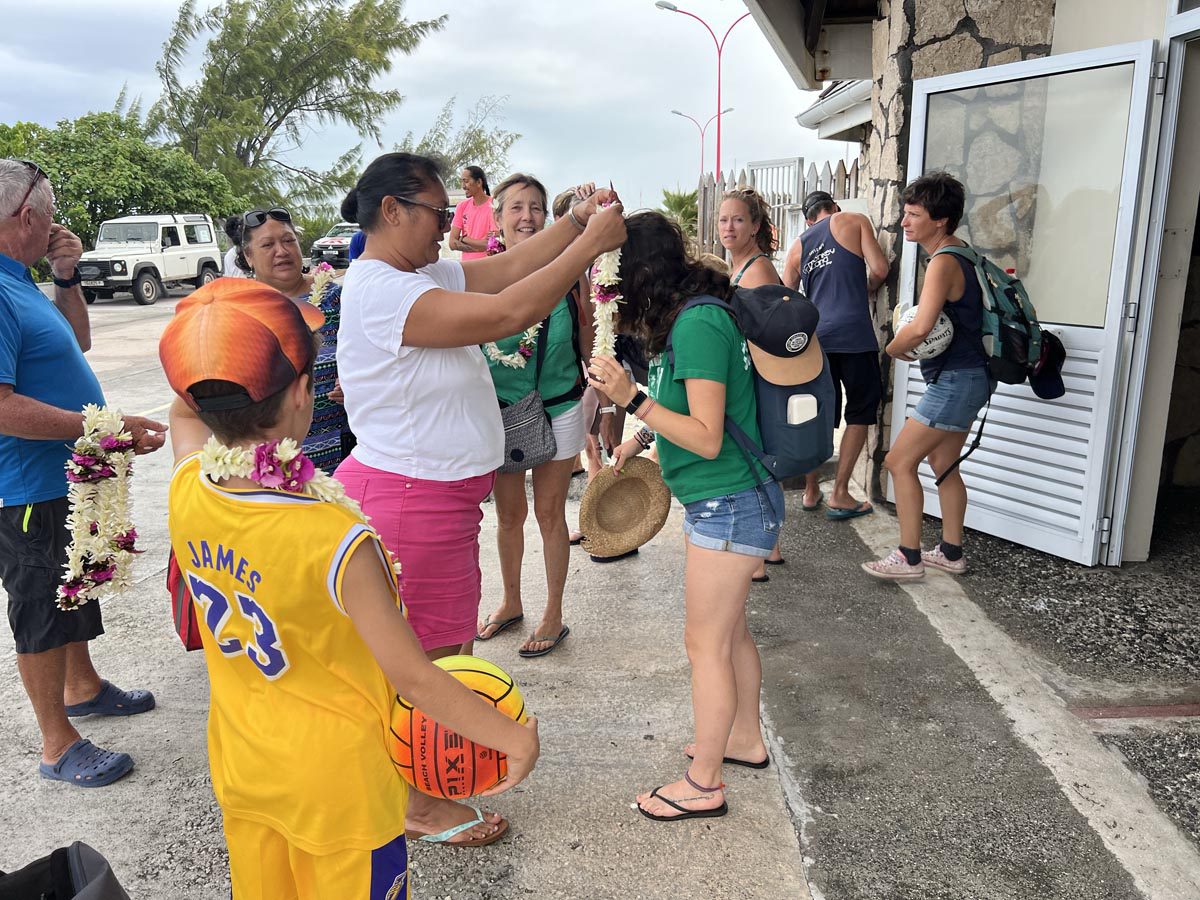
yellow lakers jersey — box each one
[168,453,408,855]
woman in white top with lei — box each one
[334,152,624,847]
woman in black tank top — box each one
[863,173,990,583]
[718,189,787,576]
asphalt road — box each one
[1,293,1198,898]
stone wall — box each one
[860,0,1055,499]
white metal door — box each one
[889,41,1156,565]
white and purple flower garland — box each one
[590,246,622,358]
[59,405,139,610]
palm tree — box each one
[661,188,698,239]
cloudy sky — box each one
[0,0,853,210]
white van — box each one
[78,214,222,305]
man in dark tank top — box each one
[783,191,890,519]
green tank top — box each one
[486,294,582,418]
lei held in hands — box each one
[196,437,401,577]
[590,207,623,358]
[59,405,139,611]
[480,233,542,368]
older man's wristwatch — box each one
[53,267,82,288]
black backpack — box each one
[665,295,835,481]
[0,843,130,900]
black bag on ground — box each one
[0,842,131,900]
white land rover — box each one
[78,214,222,305]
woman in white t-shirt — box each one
[334,152,624,847]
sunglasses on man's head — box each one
[6,158,47,218]
[391,196,454,230]
[243,207,292,229]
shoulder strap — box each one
[539,291,586,408]
[731,253,767,287]
[665,295,736,368]
[933,387,993,486]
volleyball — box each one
[894,305,954,359]
[390,655,528,799]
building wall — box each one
[861,0,1056,498]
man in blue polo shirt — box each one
[0,158,167,787]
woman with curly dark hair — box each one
[587,210,783,823]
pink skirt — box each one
[335,454,496,651]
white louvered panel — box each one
[900,347,1101,542]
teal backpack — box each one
[932,245,1043,385]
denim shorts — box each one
[682,482,784,558]
[912,367,992,432]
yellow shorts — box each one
[224,816,408,900]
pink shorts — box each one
[335,454,496,651]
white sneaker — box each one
[922,546,967,574]
[862,549,925,582]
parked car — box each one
[78,214,222,305]
[310,222,359,269]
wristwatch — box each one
[53,267,82,288]
[624,390,648,416]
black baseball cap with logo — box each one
[732,284,824,385]
[803,190,836,219]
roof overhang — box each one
[745,0,875,90]
[796,79,872,141]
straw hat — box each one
[578,457,672,560]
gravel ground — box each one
[931,487,1200,683]
[1104,724,1200,847]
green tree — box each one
[151,0,446,204]
[397,96,521,184]
[4,110,242,247]
[661,188,698,239]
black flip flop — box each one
[686,750,771,770]
[764,558,786,567]
[590,548,638,563]
[752,574,770,584]
[475,613,524,642]
[637,786,728,822]
[570,533,584,546]
[518,625,570,658]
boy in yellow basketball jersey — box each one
[159,279,539,899]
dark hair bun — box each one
[224,215,244,244]
[340,189,359,224]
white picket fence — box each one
[696,157,861,259]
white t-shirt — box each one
[223,247,248,278]
[337,258,504,480]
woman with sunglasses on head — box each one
[448,165,492,260]
[225,206,353,471]
[718,187,787,581]
[333,152,624,847]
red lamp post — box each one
[671,107,734,175]
[655,2,751,176]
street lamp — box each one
[656,3,751,175]
[671,107,734,176]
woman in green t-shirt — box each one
[476,174,595,658]
[588,211,784,823]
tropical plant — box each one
[661,187,699,238]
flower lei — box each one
[58,405,139,611]
[307,261,335,310]
[590,204,623,357]
[480,233,542,368]
[197,437,403,577]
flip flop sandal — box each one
[686,750,771,770]
[569,532,584,546]
[64,681,155,718]
[765,558,786,567]
[589,548,638,563]
[518,625,570,658]
[406,806,509,847]
[752,574,770,584]
[637,786,728,822]
[802,490,824,511]
[475,614,524,642]
[39,739,133,788]
[826,502,874,521]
